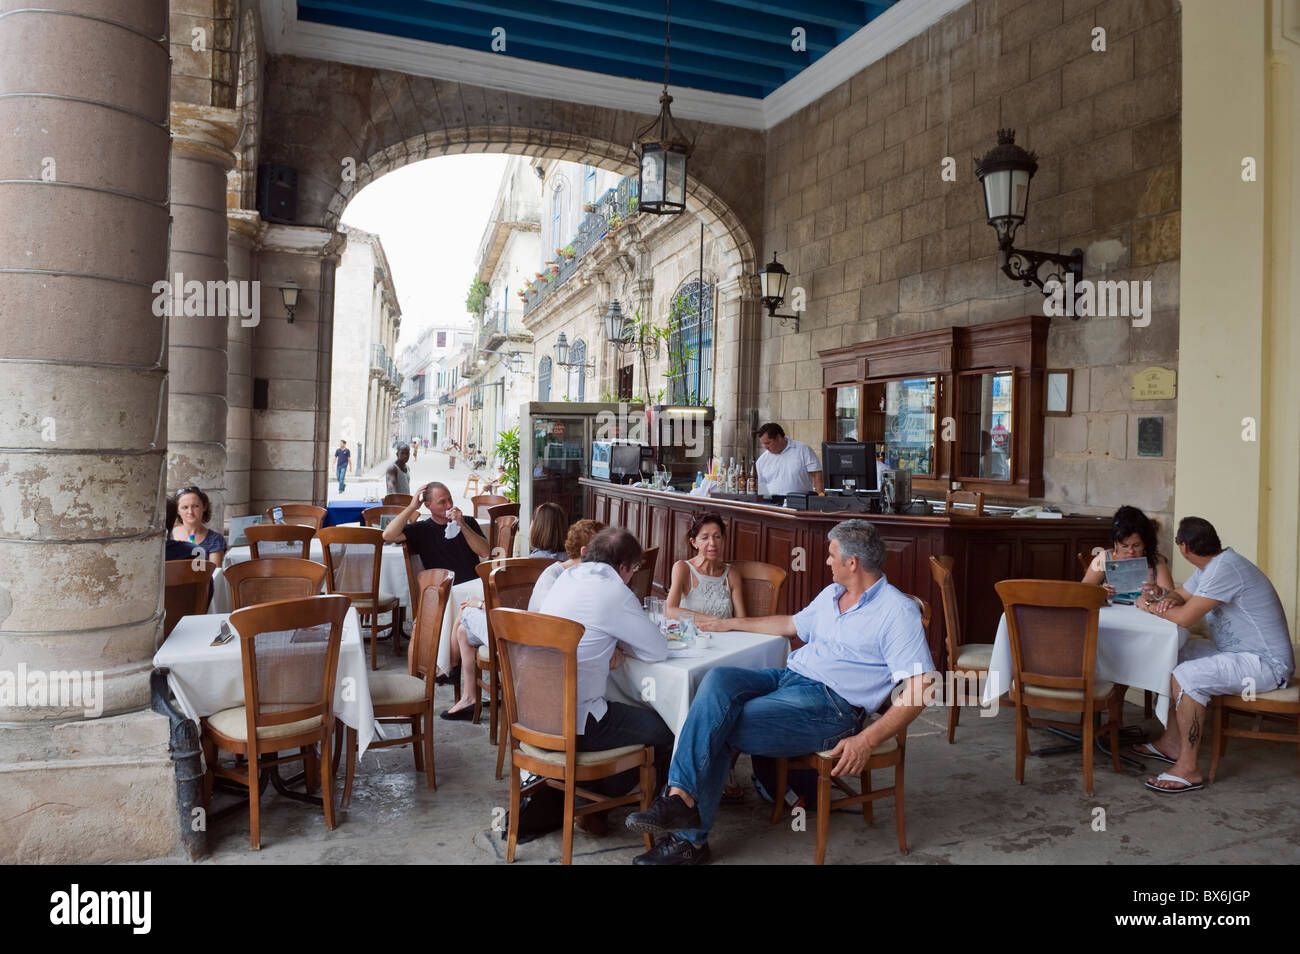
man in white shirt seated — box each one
[755,422,824,496]
[1138,516,1296,794]
[537,527,673,798]
[625,519,935,864]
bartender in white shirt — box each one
[755,422,825,496]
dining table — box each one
[153,606,380,755]
[981,603,1190,725]
[213,538,411,615]
[606,629,790,747]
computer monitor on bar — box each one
[823,442,875,493]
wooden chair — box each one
[463,473,481,498]
[1076,548,1155,719]
[343,569,453,807]
[222,558,327,611]
[164,560,215,640]
[627,546,659,603]
[361,505,406,529]
[929,555,994,743]
[944,490,985,516]
[318,526,403,670]
[471,493,509,521]
[994,579,1121,795]
[200,594,348,849]
[476,558,555,779]
[486,502,520,559]
[489,607,655,865]
[767,596,931,865]
[1209,684,1300,782]
[246,523,314,560]
[382,493,413,508]
[730,561,787,616]
[264,504,327,530]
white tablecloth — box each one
[215,540,410,614]
[606,630,790,741]
[154,608,379,755]
[440,579,484,674]
[982,604,1189,724]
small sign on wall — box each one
[1137,417,1164,457]
[1132,366,1176,400]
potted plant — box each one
[628,196,639,214]
[493,427,520,504]
[548,263,561,276]
[583,202,597,213]
[608,213,624,232]
[561,243,576,259]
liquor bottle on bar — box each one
[728,457,736,493]
[747,457,756,495]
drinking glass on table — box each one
[678,610,698,647]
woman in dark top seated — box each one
[1081,505,1175,598]
[164,496,195,561]
[171,486,226,565]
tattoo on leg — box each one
[1187,714,1200,747]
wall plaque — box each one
[1131,366,1176,400]
[1137,417,1164,457]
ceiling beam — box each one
[708,0,871,31]
[300,1,789,92]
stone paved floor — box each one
[142,663,1300,865]
[156,451,1300,865]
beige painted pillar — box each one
[166,104,239,526]
[1177,0,1300,634]
[225,210,261,520]
[248,226,344,511]
[0,0,179,861]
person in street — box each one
[334,440,351,493]
[386,443,412,496]
[410,438,419,461]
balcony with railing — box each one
[521,176,638,315]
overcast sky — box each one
[340,153,511,349]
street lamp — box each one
[758,253,801,332]
[974,129,1083,312]
[633,0,692,215]
[279,279,300,323]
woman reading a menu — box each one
[1081,506,1176,598]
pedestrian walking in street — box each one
[334,440,351,493]
[411,438,419,461]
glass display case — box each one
[832,386,860,441]
[957,369,1014,481]
[862,376,937,476]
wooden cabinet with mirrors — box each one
[820,315,1048,499]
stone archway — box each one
[257,56,768,460]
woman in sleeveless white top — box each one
[667,514,747,622]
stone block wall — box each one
[760,0,1181,542]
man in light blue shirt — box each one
[625,519,936,864]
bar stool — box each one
[463,473,480,498]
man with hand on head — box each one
[625,519,935,864]
[383,482,489,581]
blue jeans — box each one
[336,465,347,492]
[668,667,862,845]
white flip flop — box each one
[1131,742,1176,764]
[1144,772,1203,794]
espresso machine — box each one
[880,468,912,514]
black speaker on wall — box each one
[253,377,269,411]
[257,164,298,224]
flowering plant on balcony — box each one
[548,263,560,276]
[560,244,576,260]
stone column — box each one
[0,0,178,861]
[166,104,239,528]
[715,274,763,461]
[248,226,345,511]
[225,210,261,520]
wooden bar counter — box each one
[582,478,1111,669]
